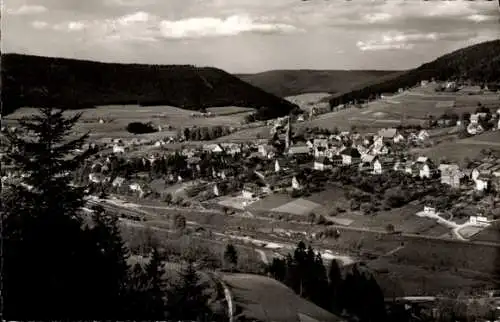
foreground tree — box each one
[165,261,213,321]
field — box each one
[285,93,332,111]
[3,105,253,140]
[343,205,451,237]
[221,273,342,322]
[299,89,499,133]
[368,259,493,297]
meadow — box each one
[3,105,253,140]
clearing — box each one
[221,273,343,322]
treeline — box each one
[1,108,225,321]
[268,241,387,322]
[1,53,298,119]
[329,39,500,108]
[182,125,232,141]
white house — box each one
[469,216,490,225]
[291,176,302,190]
[129,183,143,192]
[112,177,125,187]
[417,130,430,142]
[470,114,480,124]
[423,206,436,216]
[275,159,281,173]
[475,175,489,192]
[373,159,383,175]
[89,173,105,183]
[213,184,220,197]
[314,157,332,171]
[113,144,126,154]
[467,123,484,135]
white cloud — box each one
[357,32,456,52]
[6,4,47,15]
[53,21,87,32]
[363,13,392,24]
[159,15,298,39]
[117,11,152,25]
[467,14,495,23]
[104,0,156,7]
[31,21,48,30]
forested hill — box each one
[328,39,500,107]
[237,69,398,97]
[1,54,298,119]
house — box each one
[213,184,220,197]
[378,128,398,142]
[112,177,125,188]
[438,163,461,188]
[470,114,480,124]
[467,123,484,135]
[314,145,328,158]
[314,157,332,171]
[471,163,495,184]
[339,147,361,165]
[423,206,436,216]
[359,154,376,172]
[469,216,490,225]
[242,183,260,199]
[287,145,310,156]
[393,132,405,144]
[291,176,302,190]
[417,130,430,142]
[113,144,126,154]
[88,173,105,184]
[475,174,490,192]
[275,159,281,173]
[415,157,434,179]
[421,80,429,87]
[204,144,224,153]
[393,159,405,172]
[129,183,144,196]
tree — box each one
[1,108,101,319]
[173,213,187,231]
[385,224,395,234]
[223,244,238,272]
[165,261,213,321]
[327,260,343,313]
[308,212,316,225]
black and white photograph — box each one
[1,0,500,321]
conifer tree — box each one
[165,261,212,321]
[224,243,238,272]
[327,259,343,313]
[2,108,98,319]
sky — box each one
[2,0,499,73]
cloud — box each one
[6,4,48,15]
[104,0,156,7]
[357,31,478,52]
[31,21,49,30]
[53,21,87,32]
[46,12,299,42]
[159,15,299,39]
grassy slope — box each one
[1,54,297,119]
[222,273,343,322]
[328,40,500,107]
[237,70,398,97]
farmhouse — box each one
[287,145,310,156]
[314,157,332,171]
[414,156,434,179]
[475,174,490,192]
[467,123,484,135]
[242,183,260,199]
[417,130,430,142]
[291,176,302,190]
[88,173,106,184]
[340,147,361,165]
[438,163,461,188]
[377,128,398,142]
[204,144,224,154]
[112,177,125,188]
[113,144,127,154]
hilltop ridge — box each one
[1,53,298,119]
